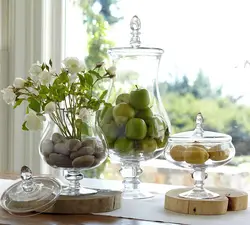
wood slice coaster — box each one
[38,190,122,214]
[165,187,248,215]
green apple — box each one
[99,106,114,126]
[136,138,157,153]
[146,116,166,139]
[129,88,150,110]
[101,120,118,146]
[136,108,153,120]
[116,93,130,105]
[113,103,135,126]
[125,118,147,140]
[156,134,169,148]
[114,137,134,155]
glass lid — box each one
[168,113,232,144]
[108,15,164,57]
[1,166,61,215]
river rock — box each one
[54,143,69,155]
[70,146,95,160]
[41,139,54,157]
[65,139,82,152]
[94,151,106,159]
[92,157,102,167]
[48,153,72,168]
[82,137,96,148]
[52,133,65,144]
[72,155,95,168]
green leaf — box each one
[49,59,52,67]
[41,63,45,71]
[78,74,85,86]
[28,98,40,112]
[99,90,108,100]
[13,99,24,109]
[39,85,49,95]
[45,64,50,71]
[54,71,69,85]
[22,121,29,131]
[85,73,93,86]
[81,122,90,136]
[89,70,101,79]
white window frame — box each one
[0,0,65,174]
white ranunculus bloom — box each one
[44,102,56,114]
[106,66,116,77]
[38,71,52,85]
[13,78,25,88]
[1,86,16,105]
[62,57,85,74]
[25,111,45,131]
[28,87,39,96]
[78,108,90,121]
[29,63,42,81]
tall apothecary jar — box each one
[98,16,171,199]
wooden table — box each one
[0,174,183,225]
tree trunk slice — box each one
[37,190,122,214]
[165,187,248,215]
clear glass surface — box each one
[40,110,108,196]
[97,16,171,199]
[0,166,61,216]
[164,113,236,199]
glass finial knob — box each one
[193,112,204,137]
[20,165,35,192]
[130,15,141,48]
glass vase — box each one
[97,16,171,199]
[40,108,108,196]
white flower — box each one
[13,78,25,88]
[25,111,45,131]
[62,57,85,74]
[38,71,52,85]
[106,66,116,77]
[27,87,39,96]
[1,86,16,105]
[29,63,42,81]
[44,102,56,114]
[78,108,90,121]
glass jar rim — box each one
[108,47,164,57]
[168,131,232,144]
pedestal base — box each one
[122,189,153,199]
[165,187,248,215]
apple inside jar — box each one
[99,87,169,158]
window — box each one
[64,0,250,188]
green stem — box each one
[54,104,71,137]
[50,114,68,137]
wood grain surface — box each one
[165,187,248,215]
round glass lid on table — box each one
[0,166,61,216]
[164,112,235,199]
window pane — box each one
[65,0,250,186]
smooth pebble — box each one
[48,153,72,168]
[41,139,54,157]
[52,133,65,144]
[66,139,82,152]
[72,155,95,168]
[54,143,69,155]
[70,147,95,160]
